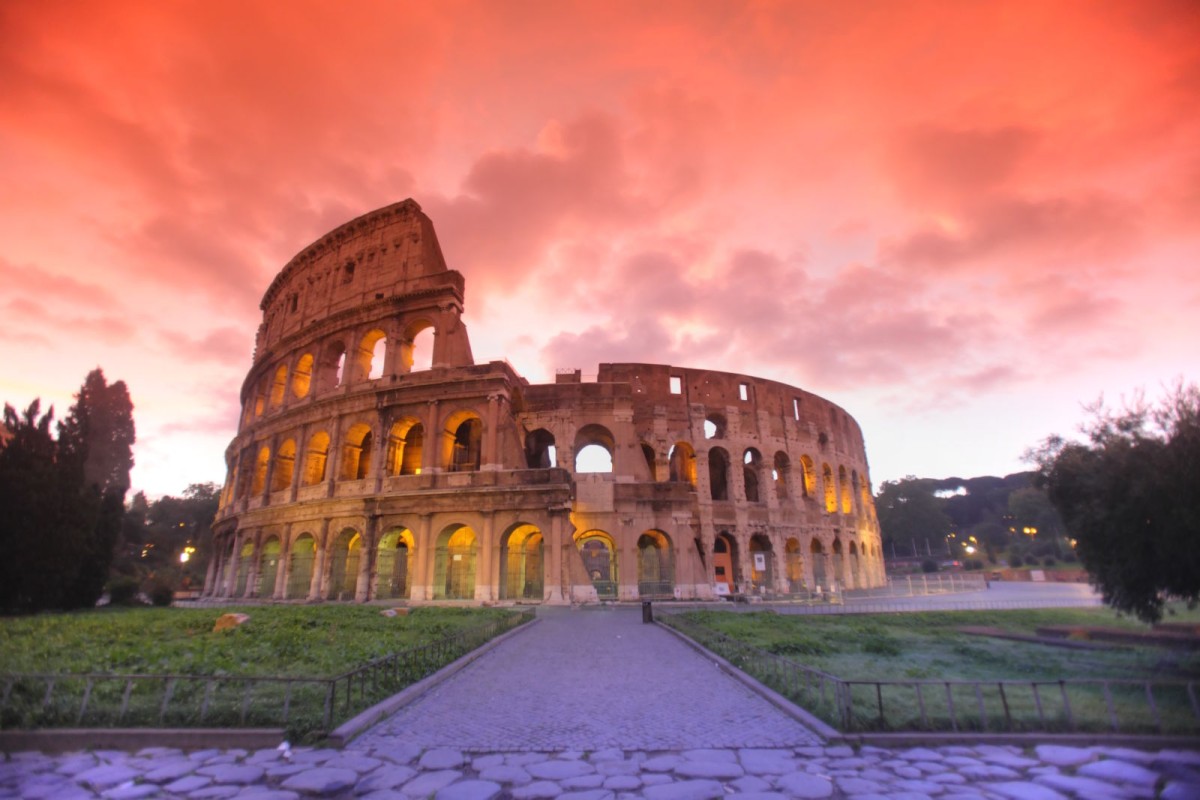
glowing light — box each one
[179,545,196,564]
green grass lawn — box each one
[0,605,525,742]
[664,606,1200,734]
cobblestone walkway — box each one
[352,606,819,751]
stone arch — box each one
[524,428,556,468]
[713,531,739,594]
[287,533,316,598]
[500,523,543,601]
[823,463,837,513]
[784,537,804,593]
[749,533,773,592]
[743,448,763,503]
[708,447,731,500]
[441,409,483,472]
[257,536,282,596]
[269,364,288,410]
[250,445,270,495]
[340,422,374,480]
[271,439,296,492]
[354,328,387,381]
[574,423,616,473]
[434,524,478,600]
[292,353,314,399]
[800,455,816,497]
[399,319,436,374]
[386,418,424,476]
[773,452,790,501]
[576,530,617,599]
[326,528,361,601]
[839,466,852,514]
[302,431,330,485]
[317,340,347,392]
[811,538,827,589]
[234,538,255,596]
[637,530,674,597]
[704,412,726,440]
[668,441,697,486]
[832,537,846,590]
[640,442,657,479]
[848,540,860,590]
[375,527,415,600]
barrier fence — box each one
[1,610,531,742]
[661,612,1200,736]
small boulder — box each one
[213,613,250,632]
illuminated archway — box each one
[500,524,543,600]
[784,537,804,593]
[302,431,330,485]
[257,537,281,596]
[234,539,255,596]
[287,534,316,598]
[576,530,617,599]
[271,439,296,492]
[668,442,696,486]
[749,534,773,592]
[326,528,361,601]
[637,530,674,597]
[386,418,424,476]
[434,525,477,599]
[811,538,827,589]
[375,527,414,599]
[713,531,738,594]
[708,448,730,501]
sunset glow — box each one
[2,1,1197,497]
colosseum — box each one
[203,199,885,605]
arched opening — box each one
[712,532,738,594]
[785,537,804,593]
[256,537,281,597]
[442,411,483,472]
[269,364,288,410]
[340,423,373,480]
[823,463,837,513]
[576,530,617,599]
[800,455,816,498]
[574,424,615,473]
[375,527,414,600]
[500,524,544,601]
[839,466,853,514]
[292,353,314,399]
[386,419,424,476]
[704,413,726,440]
[287,534,316,598]
[234,539,255,596]
[848,541,860,590]
[832,538,846,590]
[811,538,827,589]
[434,525,477,600]
[743,448,762,503]
[524,428,557,469]
[708,447,730,501]
[637,530,674,598]
[399,321,435,373]
[302,431,330,485]
[355,329,387,381]
[640,443,657,480]
[271,439,296,492]
[253,382,266,420]
[774,452,790,500]
[318,341,347,392]
[668,441,697,487]
[326,528,361,601]
[250,446,270,496]
[749,534,773,592]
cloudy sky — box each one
[2,1,1197,498]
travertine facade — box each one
[203,199,884,604]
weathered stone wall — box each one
[204,200,884,605]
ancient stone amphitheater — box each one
[203,200,884,604]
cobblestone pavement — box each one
[353,606,819,751]
[4,741,1200,799]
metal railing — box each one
[661,612,1200,736]
[850,573,988,598]
[1,610,531,742]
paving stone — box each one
[596,760,640,776]
[836,776,888,794]
[264,764,310,778]
[824,746,855,758]
[434,779,503,800]
[588,749,626,763]
[731,775,772,792]
[245,749,285,765]
[674,760,744,779]
[511,780,564,798]
[197,764,266,784]
[189,749,222,762]
[738,749,796,774]
[641,773,674,786]
[398,769,462,797]
[680,748,739,763]
[1078,759,1161,787]
[1034,773,1128,798]
[235,791,301,800]
[642,756,683,772]
[472,755,506,770]
[355,765,418,792]
[943,756,983,767]
[527,760,595,780]
[280,767,359,794]
[419,749,466,770]
[983,782,1069,800]
[1163,781,1200,800]
[57,756,99,776]
[895,778,946,794]
[76,764,140,789]
[958,765,1020,781]
[479,764,532,785]
[190,787,241,799]
[101,785,162,800]
[642,779,726,800]
[561,774,605,789]
[1034,745,1096,767]
[928,773,968,784]
[289,749,338,765]
[603,775,641,791]
[323,754,382,773]
[726,793,789,800]
[556,790,611,800]
[895,766,924,779]
[165,775,212,793]
[775,771,834,798]
[981,753,1039,769]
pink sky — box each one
[2,1,1197,498]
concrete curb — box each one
[0,728,285,754]
[325,615,540,747]
[655,620,842,741]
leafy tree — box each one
[114,482,218,592]
[875,477,953,557]
[1032,383,1200,622]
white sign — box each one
[452,554,462,562]
[714,583,731,596]
[754,553,767,571]
[1030,569,1046,582]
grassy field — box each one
[664,606,1200,734]
[0,605,525,741]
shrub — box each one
[1043,556,1057,568]
[146,579,174,607]
[920,558,939,573]
[964,558,985,571]
[107,577,141,606]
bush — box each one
[964,558,985,571]
[1043,556,1058,568]
[146,579,174,607]
[107,577,141,606]
[920,558,939,573]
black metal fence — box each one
[662,612,1200,736]
[1,610,531,743]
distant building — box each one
[204,200,884,604]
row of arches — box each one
[243,323,436,428]
[711,531,879,594]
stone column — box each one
[545,510,566,604]
[411,513,434,601]
[356,515,378,603]
[325,418,343,498]
[308,519,331,600]
[423,400,440,473]
[274,523,293,599]
[483,394,501,470]
[289,425,305,502]
[475,512,496,601]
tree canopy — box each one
[1032,383,1200,623]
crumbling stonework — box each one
[203,199,884,604]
